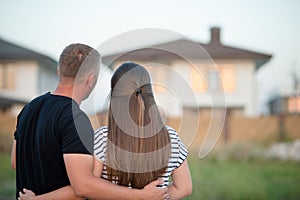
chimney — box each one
[210,27,221,45]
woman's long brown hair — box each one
[106,62,171,189]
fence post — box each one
[223,108,230,143]
[278,113,286,141]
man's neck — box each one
[52,84,82,105]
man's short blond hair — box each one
[58,43,100,79]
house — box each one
[102,27,272,117]
[0,38,58,116]
[268,95,300,115]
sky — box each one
[0,0,300,114]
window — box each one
[0,64,15,89]
[190,66,207,93]
[189,63,236,93]
[218,64,236,93]
[145,65,166,94]
[288,96,300,113]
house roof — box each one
[0,38,57,70]
[102,28,272,70]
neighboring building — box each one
[102,27,272,117]
[0,38,57,115]
[268,95,300,115]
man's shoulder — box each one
[22,92,79,119]
[18,93,49,114]
[27,92,49,105]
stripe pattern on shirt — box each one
[94,126,188,188]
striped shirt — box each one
[94,126,188,188]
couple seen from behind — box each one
[11,43,192,200]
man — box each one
[11,43,168,200]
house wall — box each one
[0,61,57,116]
[38,64,58,94]
[155,59,257,117]
[0,61,39,101]
[107,58,257,117]
[269,96,300,115]
[229,60,256,116]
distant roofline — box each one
[0,37,57,70]
[102,27,272,71]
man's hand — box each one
[138,179,169,200]
[18,188,36,200]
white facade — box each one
[101,28,271,117]
[0,61,57,101]
[1,61,38,101]
[144,59,257,117]
[0,60,57,116]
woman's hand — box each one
[18,188,36,200]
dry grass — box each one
[0,113,16,153]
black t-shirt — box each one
[14,92,94,198]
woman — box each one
[20,62,192,200]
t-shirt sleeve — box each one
[14,106,26,141]
[175,135,188,168]
[61,112,94,155]
[14,116,21,141]
[94,127,107,163]
[167,126,188,169]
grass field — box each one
[1,152,300,200]
[186,155,300,200]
